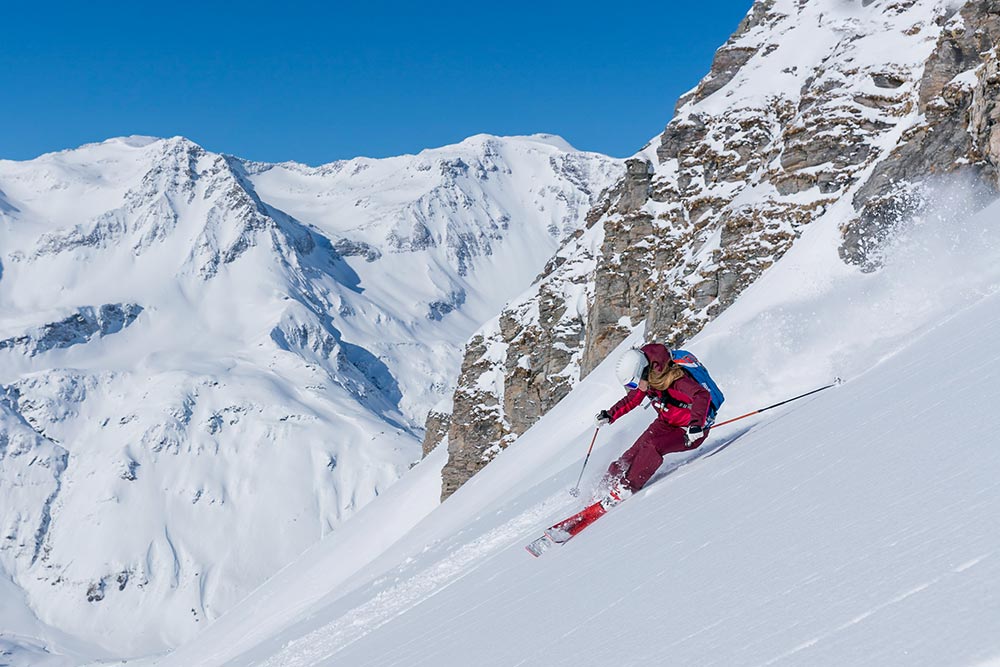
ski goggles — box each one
[624,367,650,390]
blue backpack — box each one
[671,349,725,427]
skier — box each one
[595,343,713,501]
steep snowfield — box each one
[0,134,619,659]
[0,572,105,667]
[154,191,1000,666]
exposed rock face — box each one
[581,159,655,374]
[440,331,509,498]
[0,304,143,356]
[0,392,68,568]
[841,0,1000,269]
[333,238,382,262]
[681,0,778,107]
[434,0,999,500]
[438,206,613,497]
[421,409,451,458]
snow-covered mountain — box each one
[0,133,620,660]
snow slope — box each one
[154,187,1000,666]
[0,572,105,667]
[0,134,619,659]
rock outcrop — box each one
[0,304,143,356]
[437,220,605,497]
[841,0,1000,268]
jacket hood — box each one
[640,343,672,374]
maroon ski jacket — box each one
[606,344,712,428]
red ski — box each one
[524,499,614,557]
[524,428,755,557]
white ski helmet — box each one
[615,348,649,388]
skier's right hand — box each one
[595,410,612,427]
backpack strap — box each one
[651,390,691,411]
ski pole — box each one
[712,378,842,429]
[569,426,601,497]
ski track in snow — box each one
[255,489,574,667]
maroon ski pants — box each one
[607,419,708,492]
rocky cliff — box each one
[433,0,1000,499]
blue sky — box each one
[1,1,754,164]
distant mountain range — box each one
[0,132,620,658]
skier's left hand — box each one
[684,425,703,447]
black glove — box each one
[595,410,612,427]
[684,424,703,447]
